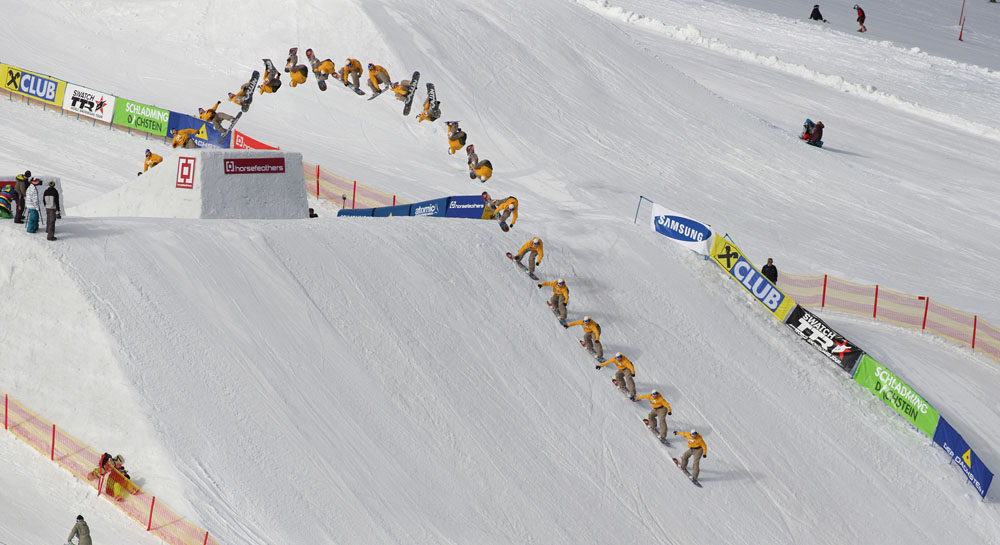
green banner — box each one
[853,355,939,438]
[112,98,170,136]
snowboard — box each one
[673,458,703,487]
[417,83,439,120]
[367,88,390,101]
[505,252,538,280]
[401,71,421,116]
[546,301,567,326]
[579,339,601,361]
[499,220,510,233]
[641,416,669,446]
[610,378,632,398]
[220,111,243,139]
[239,70,260,113]
[805,140,824,148]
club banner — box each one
[784,305,863,373]
[231,130,279,150]
[63,83,116,122]
[166,112,231,148]
[709,235,796,321]
[853,355,940,438]
[2,64,66,107]
[113,98,170,136]
[932,417,993,499]
[649,203,712,255]
[445,195,492,219]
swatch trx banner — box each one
[64,83,116,122]
[2,64,66,107]
[784,305,863,373]
[933,417,993,499]
[853,355,939,438]
[709,235,796,321]
[649,203,712,255]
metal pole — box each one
[633,196,653,224]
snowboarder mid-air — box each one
[514,237,544,275]
[340,58,364,93]
[538,278,569,321]
[635,390,672,441]
[260,62,282,94]
[171,128,198,149]
[598,352,636,399]
[492,195,517,227]
[143,149,162,174]
[467,144,493,182]
[198,101,235,134]
[565,316,603,359]
[417,87,441,122]
[285,47,298,72]
[447,121,467,155]
[306,49,337,90]
[367,63,392,94]
[674,429,707,482]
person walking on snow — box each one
[635,390,672,441]
[44,181,60,241]
[761,258,778,284]
[306,49,337,90]
[340,58,363,93]
[492,195,518,227]
[598,352,636,399]
[467,144,493,182]
[447,121,467,155]
[68,515,92,545]
[23,177,43,234]
[198,101,235,134]
[674,429,708,482]
[142,149,163,175]
[538,278,569,321]
[514,237,544,275]
[854,4,866,32]
[367,63,392,94]
[12,169,29,223]
[565,316,603,359]
[809,4,827,22]
[171,128,198,149]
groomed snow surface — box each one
[2,0,1000,544]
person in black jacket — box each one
[761,258,778,284]
[13,170,29,223]
[43,181,61,241]
[810,5,827,22]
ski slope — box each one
[2,0,1000,543]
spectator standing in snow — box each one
[854,4,867,32]
[23,177,43,234]
[44,181,61,241]
[68,515,92,545]
[13,169,29,223]
[761,258,778,284]
[809,5,827,22]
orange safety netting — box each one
[302,161,404,210]
[779,272,1000,365]
[3,395,220,545]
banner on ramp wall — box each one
[932,417,993,499]
[445,195,492,219]
[2,63,66,107]
[853,355,939,438]
[338,208,374,217]
[410,198,448,217]
[167,112,232,148]
[63,83,116,122]
[709,235,796,321]
[649,203,712,255]
[231,130,279,150]
[373,205,411,217]
[784,305,863,373]
[113,98,170,136]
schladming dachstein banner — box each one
[709,235,796,321]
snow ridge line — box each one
[572,0,1000,142]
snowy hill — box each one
[2,0,1000,544]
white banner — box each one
[649,203,712,255]
[63,83,116,122]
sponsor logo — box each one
[124,101,170,122]
[234,133,248,149]
[5,70,57,101]
[730,256,784,311]
[176,157,196,189]
[69,90,108,115]
[940,442,985,495]
[448,201,482,209]
[653,214,710,242]
[412,203,439,216]
[873,366,929,415]
[786,308,858,367]
[223,157,285,174]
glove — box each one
[703,455,707,459]
[594,365,601,370]
[667,412,672,415]
[630,372,635,377]
[673,431,678,435]
[537,284,542,288]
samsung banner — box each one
[933,417,993,499]
[649,203,712,255]
[64,83,116,122]
[709,235,796,322]
[853,355,939,437]
[784,305,863,373]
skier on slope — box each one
[306,49,337,90]
[142,149,163,174]
[538,278,569,321]
[514,237,544,275]
[635,390,672,441]
[597,352,636,400]
[853,4,867,32]
[367,63,392,94]
[198,101,235,134]
[565,316,604,359]
[674,429,707,483]
[340,58,363,93]
[809,4,827,22]
[467,144,493,182]
[171,128,198,149]
[260,63,282,94]
[447,121,467,155]
[417,94,441,122]
[492,195,518,227]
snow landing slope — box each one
[1,0,1000,543]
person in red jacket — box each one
[854,4,867,32]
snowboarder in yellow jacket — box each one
[289,64,309,87]
[340,58,363,93]
[417,95,441,122]
[538,278,569,320]
[447,121,467,155]
[515,237,543,274]
[566,316,603,359]
[260,63,281,94]
[492,195,517,227]
[674,429,707,482]
[198,101,235,134]
[170,128,197,149]
[635,390,672,440]
[367,63,392,94]
[142,149,162,174]
[466,144,493,182]
[227,76,255,109]
[306,49,337,90]
[598,352,635,398]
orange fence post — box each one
[821,275,828,308]
[972,316,978,349]
[315,165,320,198]
[873,285,879,319]
[51,424,55,460]
[203,530,209,545]
[352,181,357,209]
[147,496,156,530]
[920,297,930,330]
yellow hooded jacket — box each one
[566,319,600,341]
[344,58,362,74]
[144,153,163,172]
[368,64,390,88]
[540,280,568,303]
[171,129,197,148]
[676,431,707,454]
[494,197,518,225]
[198,101,220,121]
[598,354,634,375]
[517,238,544,264]
[635,392,672,411]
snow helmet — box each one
[690,430,698,437]
[814,4,819,7]
[615,352,623,360]
[557,278,565,286]
[170,128,177,135]
[306,48,314,57]
[23,170,31,178]
[198,107,205,113]
[289,47,297,54]
[583,316,591,324]
[114,454,125,465]
[228,92,236,98]
[507,203,515,210]
[531,238,540,247]
[145,149,151,156]
[466,144,475,153]
[368,62,375,70]
[30,178,41,185]
[651,390,660,397]
[77,515,84,521]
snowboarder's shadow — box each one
[821,147,868,158]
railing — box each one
[302,161,403,209]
